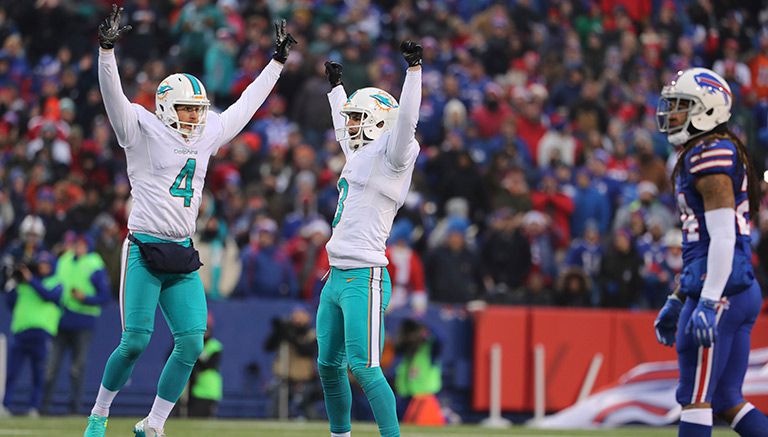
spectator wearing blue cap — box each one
[42,231,110,415]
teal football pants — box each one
[100,233,206,403]
[317,266,399,437]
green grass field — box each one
[0,417,738,437]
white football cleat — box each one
[133,417,165,437]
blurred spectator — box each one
[713,38,751,89]
[537,111,578,169]
[234,218,298,299]
[570,168,611,237]
[598,229,643,308]
[264,306,320,419]
[394,319,445,426]
[194,214,241,299]
[480,209,531,302]
[613,180,675,233]
[386,219,427,315]
[1,250,62,417]
[172,0,226,77]
[425,218,482,304]
[522,210,558,288]
[285,218,330,304]
[565,221,603,304]
[204,28,238,105]
[555,267,592,307]
[531,172,574,249]
[187,315,223,418]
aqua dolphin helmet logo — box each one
[371,93,399,110]
[156,84,173,100]
[694,72,731,105]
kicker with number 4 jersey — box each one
[99,49,283,240]
[675,137,754,297]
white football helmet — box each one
[656,67,732,146]
[19,215,45,240]
[337,87,399,150]
[155,73,210,139]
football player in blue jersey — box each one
[654,67,768,437]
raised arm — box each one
[385,41,422,170]
[97,5,138,148]
[217,20,296,145]
[325,61,351,157]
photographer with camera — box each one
[264,306,320,419]
[1,215,47,292]
[1,250,62,417]
[394,318,446,426]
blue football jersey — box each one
[675,137,754,297]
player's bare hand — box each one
[272,19,298,64]
[324,61,343,87]
[98,4,132,50]
[400,40,423,67]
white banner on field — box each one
[531,347,768,429]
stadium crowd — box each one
[1,0,768,315]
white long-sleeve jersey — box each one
[98,49,282,240]
[325,69,421,269]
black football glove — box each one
[98,4,132,50]
[272,19,298,63]
[324,61,343,87]
[400,40,422,67]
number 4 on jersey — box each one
[170,158,196,207]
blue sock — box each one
[733,404,768,437]
[680,408,712,437]
[318,364,351,434]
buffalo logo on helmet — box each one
[693,72,731,104]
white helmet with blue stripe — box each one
[155,73,210,138]
[656,67,732,146]
[336,87,399,150]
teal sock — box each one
[101,331,151,391]
[351,367,399,437]
[318,364,351,434]
[157,333,203,401]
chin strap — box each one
[668,130,690,145]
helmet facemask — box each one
[656,94,703,146]
[337,109,381,150]
[170,103,209,139]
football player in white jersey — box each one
[316,41,422,437]
[83,6,296,437]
